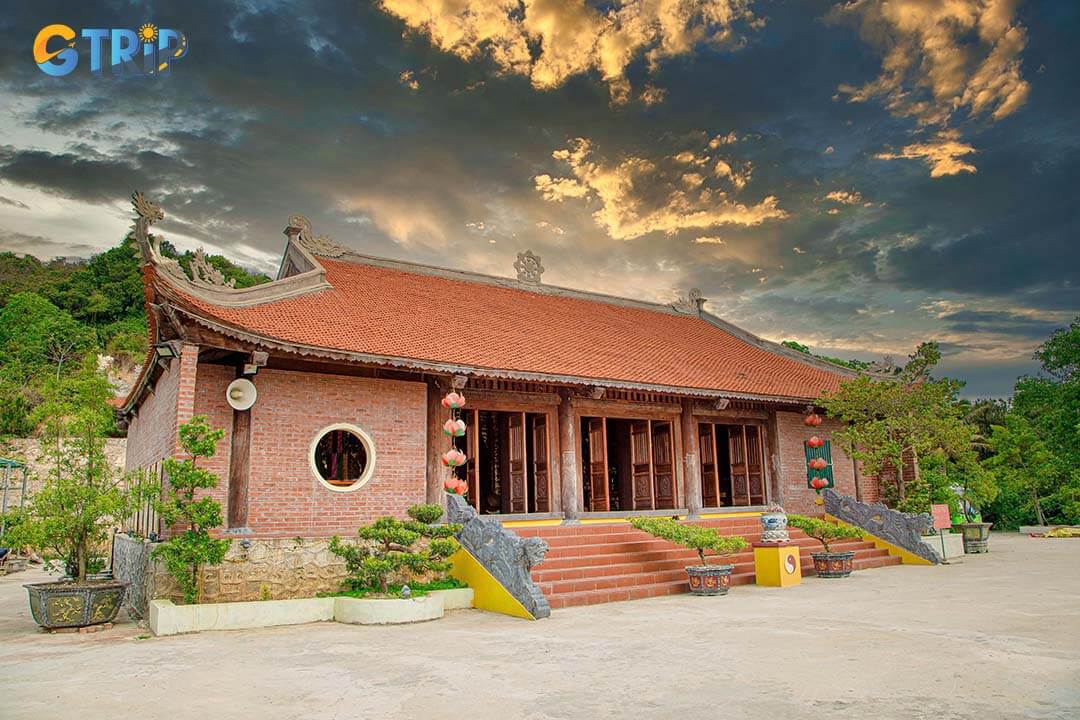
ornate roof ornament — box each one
[189,248,236,288]
[286,214,347,258]
[671,288,706,316]
[514,250,544,284]
[130,191,186,281]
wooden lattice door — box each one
[652,421,676,509]
[630,421,653,510]
[506,413,527,514]
[745,425,766,505]
[531,415,550,513]
[587,418,609,512]
[729,427,750,505]
[699,423,719,507]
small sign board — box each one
[931,504,952,531]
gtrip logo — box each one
[33,23,188,77]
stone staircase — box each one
[516,516,901,609]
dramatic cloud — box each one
[874,131,978,177]
[534,137,787,240]
[823,189,864,205]
[378,0,757,102]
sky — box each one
[1,1,1076,398]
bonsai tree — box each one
[787,514,863,553]
[9,358,152,583]
[329,504,461,595]
[630,517,747,565]
[152,415,230,604]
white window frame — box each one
[309,423,377,493]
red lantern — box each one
[810,476,829,492]
[454,478,469,496]
[443,477,469,496]
[804,413,822,427]
[441,392,467,410]
[442,419,467,437]
[806,435,824,448]
[808,457,828,471]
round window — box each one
[309,423,376,492]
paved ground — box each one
[1,533,1077,720]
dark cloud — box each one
[0,0,1074,397]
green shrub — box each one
[630,517,748,566]
[330,507,462,595]
[152,416,230,604]
[787,515,863,553]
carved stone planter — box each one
[685,564,734,596]
[25,580,127,629]
[810,551,855,578]
[957,522,992,553]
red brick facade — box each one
[773,411,857,515]
[124,343,199,472]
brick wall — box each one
[192,365,428,537]
[125,357,181,472]
[774,411,857,515]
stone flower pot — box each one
[956,522,993,553]
[24,580,127,630]
[685,564,734,596]
[810,551,855,578]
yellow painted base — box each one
[500,518,563,528]
[825,514,935,566]
[753,544,802,587]
[448,548,535,620]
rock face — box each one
[445,494,551,619]
[823,488,942,564]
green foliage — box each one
[787,515,863,553]
[982,415,1060,528]
[630,517,748,565]
[329,507,462,594]
[407,503,446,525]
[820,342,975,505]
[152,415,229,604]
[4,359,153,582]
[781,340,875,371]
[321,576,467,599]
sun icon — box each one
[138,23,158,44]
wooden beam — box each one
[573,397,680,419]
[681,399,703,517]
[226,364,252,530]
[765,410,784,507]
[426,378,451,505]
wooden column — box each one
[226,401,252,530]
[765,410,784,507]
[557,390,580,522]
[425,378,451,506]
[681,399,702,517]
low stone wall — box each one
[112,532,159,620]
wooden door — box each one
[652,421,676,510]
[507,412,527,514]
[729,427,750,506]
[531,415,550,513]
[745,425,766,505]
[465,409,480,511]
[699,423,719,507]
[587,418,609,512]
[630,420,653,510]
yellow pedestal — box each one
[753,542,802,587]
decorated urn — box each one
[759,504,789,543]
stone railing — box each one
[446,494,551,619]
[822,489,942,564]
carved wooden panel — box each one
[587,418,609,512]
[745,424,765,505]
[729,426,750,506]
[531,415,550,513]
[630,420,653,510]
[699,423,719,507]
[651,421,676,510]
[507,412,527,513]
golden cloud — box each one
[378,0,756,103]
[534,137,788,240]
[831,0,1031,126]
[875,131,977,177]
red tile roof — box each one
[172,257,850,400]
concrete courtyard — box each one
[1,533,1077,720]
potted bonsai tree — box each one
[787,514,864,578]
[14,360,153,629]
[630,517,748,596]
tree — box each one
[7,358,151,581]
[0,292,96,379]
[983,415,1057,526]
[152,416,230,604]
[820,342,974,505]
[629,517,747,565]
[787,515,863,553]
